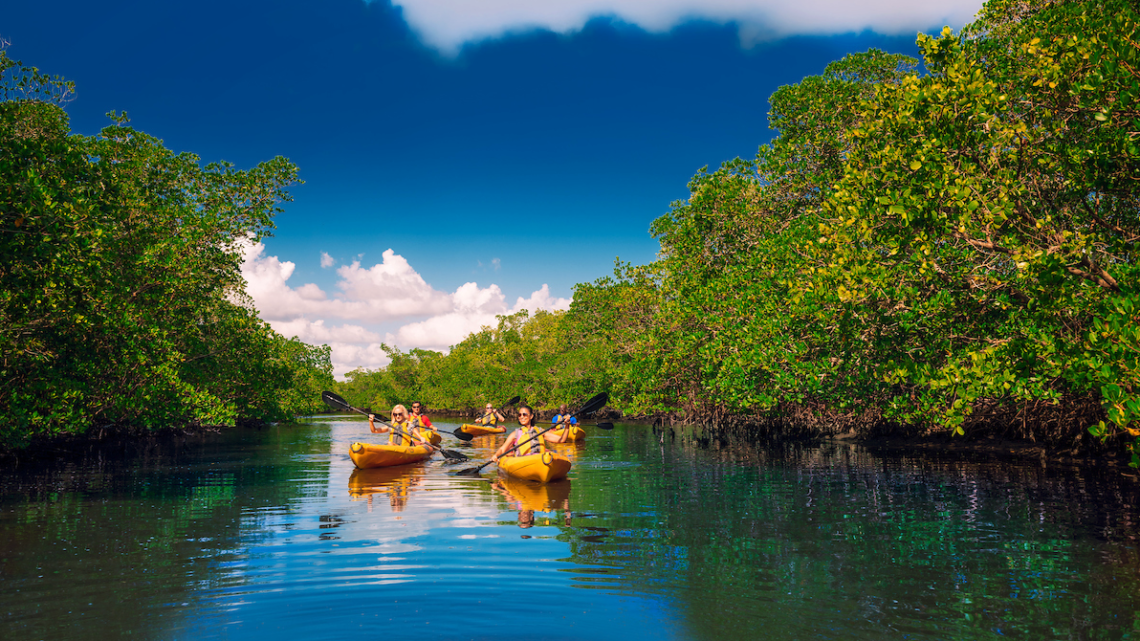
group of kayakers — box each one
[366,400,580,462]
[368,401,436,448]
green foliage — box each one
[334,308,610,414]
[326,1,1140,465]
[0,49,332,448]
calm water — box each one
[2,416,1138,640]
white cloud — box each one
[491,257,501,271]
[239,240,452,323]
[320,252,335,268]
[390,0,985,52]
[394,282,571,351]
[239,238,572,376]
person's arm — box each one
[493,431,518,461]
[494,410,506,423]
[421,416,433,428]
[368,414,390,434]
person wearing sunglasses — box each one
[476,402,506,427]
[368,404,434,450]
[491,404,545,463]
[410,402,434,429]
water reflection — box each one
[347,466,425,513]
[1,417,1138,641]
[492,475,573,530]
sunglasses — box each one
[518,412,531,417]
[392,412,405,418]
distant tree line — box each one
[0,48,333,450]
[339,0,1140,465]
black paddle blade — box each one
[595,422,615,430]
[440,448,469,461]
[504,396,521,407]
[577,392,610,417]
[322,390,351,411]
[451,428,474,442]
[454,462,488,476]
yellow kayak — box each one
[543,425,586,444]
[421,429,442,445]
[460,423,506,437]
[349,441,433,469]
[497,450,571,483]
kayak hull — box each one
[461,424,506,437]
[349,441,433,469]
[497,451,571,483]
[422,430,442,445]
[543,425,586,443]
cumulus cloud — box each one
[394,282,572,351]
[391,0,984,52]
[239,240,452,322]
[320,252,335,268]
[239,238,572,376]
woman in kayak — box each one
[492,404,544,463]
[477,402,506,427]
[368,405,434,449]
[544,404,578,444]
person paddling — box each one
[492,404,544,463]
[477,402,506,427]
[544,404,579,444]
[369,404,434,451]
[410,401,436,432]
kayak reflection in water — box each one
[544,404,578,444]
[348,467,424,514]
[492,404,544,462]
[491,476,572,529]
[368,404,435,451]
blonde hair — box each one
[391,404,407,416]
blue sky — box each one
[3,0,983,374]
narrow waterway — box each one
[2,417,1137,640]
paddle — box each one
[451,395,520,442]
[321,391,469,462]
[478,395,520,425]
[454,392,612,476]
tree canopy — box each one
[343,0,1140,465]
[0,49,333,449]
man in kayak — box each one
[410,401,433,428]
[545,404,578,444]
[476,402,506,427]
[368,405,434,450]
[410,401,438,437]
[492,404,544,462]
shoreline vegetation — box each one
[0,47,334,452]
[330,0,1140,469]
[5,0,1140,472]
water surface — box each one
[2,417,1138,640]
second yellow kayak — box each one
[460,424,506,437]
[543,425,585,443]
